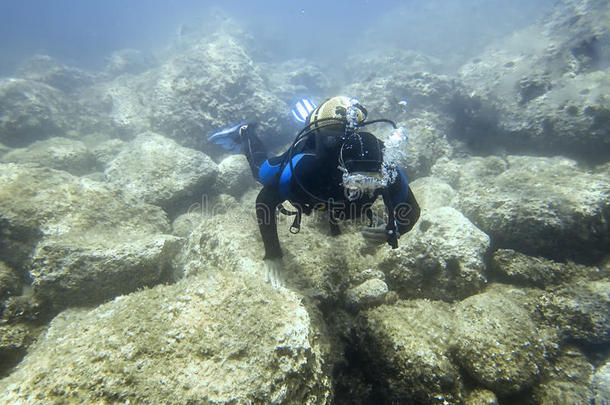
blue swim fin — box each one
[291,98,317,123]
[207,122,247,153]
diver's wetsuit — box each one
[241,125,420,260]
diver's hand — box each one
[264,257,285,288]
[361,223,388,245]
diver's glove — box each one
[361,213,400,248]
[361,213,387,245]
[361,223,388,245]
[207,122,248,154]
[264,257,285,288]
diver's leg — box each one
[242,125,269,177]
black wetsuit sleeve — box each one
[256,186,283,259]
[384,170,420,236]
[397,185,420,235]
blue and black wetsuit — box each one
[241,125,420,260]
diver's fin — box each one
[207,122,247,153]
[291,98,317,123]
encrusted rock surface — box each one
[0,137,95,175]
[453,284,560,395]
[592,360,610,405]
[456,0,610,161]
[344,278,389,308]
[0,163,181,309]
[105,132,218,215]
[490,249,607,288]
[215,154,256,198]
[0,78,74,147]
[16,54,96,93]
[148,34,286,152]
[432,155,610,264]
[0,272,333,404]
[541,279,610,344]
[357,299,464,404]
[532,345,595,405]
[377,206,490,301]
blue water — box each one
[0,0,554,74]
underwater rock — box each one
[0,272,332,404]
[532,345,594,405]
[31,234,181,308]
[357,299,464,404]
[0,137,95,176]
[261,59,331,103]
[148,33,285,152]
[464,389,499,405]
[409,176,457,211]
[215,154,256,198]
[0,163,181,309]
[175,197,263,280]
[346,71,458,119]
[0,78,73,148]
[344,278,388,308]
[541,279,610,344]
[0,324,29,373]
[344,49,444,83]
[105,132,218,216]
[16,54,96,93]
[592,360,610,405]
[101,72,154,135]
[400,113,454,179]
[453,284,560,395]
[0,142,10,158]
[104,48,157,76]
[456,0,610,162]
[490,249,607,288]
[89,137,125,167]
[377,206,490,301]
[432,155,610,264]
[0,262,20,303]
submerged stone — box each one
[378,206,490,301]
[432,155,610,264]
[104,132,218,216]
[0,272,332,404]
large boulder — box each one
[174,193,264,280]
[490,249,608,288]
[0,137,95,176]
[215,154,256,198]
[261,59,332,104]
[377,206,490,301]
[148,33,288,152]
[0,272,333,404]
[0,163,181,309]
[104,48,157,77]
[16,54,96,93]
[455,0,610,162]
[532,345,595,405]
[432,155,610,264]
[357,299,464,404]
[0,261,20,303]
[453,284,560,395]
[104,132,218,215]
[540,279,610,344]
[592,360,610,405]
[0,79,73,147]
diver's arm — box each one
[256,186,283,259]
[386,168,420,236]
[394,185,420,235]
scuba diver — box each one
[209,96,420,286]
